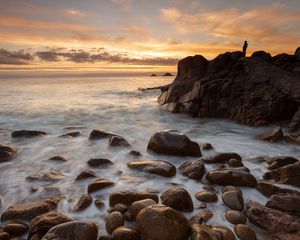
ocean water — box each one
[0,75,300,238]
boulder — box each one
[272,231,300,240]
[256,181,300,197]
[111,226,141,240]
[147,130,201,157]
[234,224,257,240]
[195,191,218,203]
[206,170,257,187]
[222,187,244,211]
[87,178,115,193]
[0,144,17,163]
[127,160,176,177]
[266,156,298,170]
[73,194,92,211]
[251,51,272,61]
[245,202,300,232]
[179,160,205,180]
[89,130,119,140]
[105,212,124,234]
[28,211,73,238]
[109,136,130,147]
[75,170,96,181]
[225,210,247,224]
[257,126,284,142]
[266,193,300,214]
[130,199,157,219]
[1,196,62,221]
[161,187,194,212]
[136,204,190,240]
[41,221,98,240]
[11,130,46,138]
[87,158,113,167]
[203,152,242,164]
[109,191,158,207]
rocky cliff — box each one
[158,48,300,131]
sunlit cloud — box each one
[66,8,86,17]
[110,0,132,12]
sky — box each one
[0,0,299,73]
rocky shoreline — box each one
[1,129,300,239]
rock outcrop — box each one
[158,49,300,130]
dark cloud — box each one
[1,48,178,66]
[0,49,34,65]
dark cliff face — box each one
[158,50,300,129]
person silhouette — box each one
[243,41,248,56]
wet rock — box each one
[94,199,105,208]
[99,236,111,240]
[257,126,284,142]
[1,196,62,221]
[3,221,28,236]
[26,171,66,182]
[11,130,47,138]
[245,202,300,232]
[203,152,242,164]
[272,231,300,240]
[108,204,128,214]
[73,194,92,211]
[206,170,257,187]
[234,224,257,240]
[0,144,17,163]
[48,156,67,162]
[266,193,300,214]
[201,143,214,150]
[289,107,300,131]
[190,224,217,240]
[89,129,119,140]
[225,210,247,224]
[228,158,243,167]
[123,211,133,222]
[179,160,205,180]
[75,169,96,181]
[127,160,176,177]
[222,186,244,211]
[189,209,213,224]
[0,232,9,240]
[147,130,201,157]
[28,211,73,238]
[256,181,300,197]
[111,226,141,240]
[266,156,299,170]
[105,212,124,234]
[127,150,142,157]
[0,195,2,208]
[136,204,190,240]
[41,221,98,240]
[60,130,81,138]
[87,178,115,193]
[263,162,300,186]
[195,191,218,203]
[129,199,156,219]
[109,136,130,147]
[109,191,158,207]
[87,158,113,167]
[161,187,194,212]
[211,226,236,240]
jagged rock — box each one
[203,152,242,164]
[296,47,300,61]
[161,187,193,212]
[234,224,257,240]
[75,169,96,181]
[127,160,176,177]
[87,178,114,193]
[109,191,158,207]
[266,193,300,214]
[41,221,98,240]
[1,196,62,221]
[272,231,300,240]
[147,130,201,157]
[245,202,300,232]
[266,156,299,170]
[87,158,113,167]
[28,211,73,238]
[111,226,141,240]
[225,210,247,224]
[136,204,190,240]
[105,212,124,234]
[206,170,257,187]
[195,191,218,203]
[289,107,300,131]
[73,194,92,211]
[179,160,205,180]
[257,126,284,142]
[130,199,157,219]
[0,144,17,163]
[190,224,217,240]
[89,130,119,140]
[109,136,130,147]
[11,130,46,138]
[256,181,300,197]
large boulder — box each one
[136,204,190,240]
[127,160,176,177]
[109,191,158,207]
[0,144,17,163]
[147,130,201,157]
[266,193,300,214]
[161,187,193,212]
[41,221,98,240]
[179,160,205,180]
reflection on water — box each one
[0,75,300,237]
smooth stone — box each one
[211,226,236,240]
[108,204,128,214]
[161,187,194,212]
[190,224,218,240]
[222,190,244,211]
[11,130,47,138]
[41,221,98,240]
[257,126,284,142]
[28,211,73,238]
[203,152,242,164]
[195,191,218,203]
[48,156,67,162]
[136,204,190,240]
[234,224,257,240]
[109,136,130,147]
[266,156,299,170]
[87,178,114,193]
[201,143,214,150]
[60,130,81,138]
[225,210,247,224]
[228,159,243,167]
[266,193,300,214]
[73,194,93,211]
[0,144,17,163]
[111,226,141,240]
[147,129,201,157]
[26,171,66,182]
[105,212,125,234]
[94,199,105,208]
[130,199,157,219]
[127,150,142,157]
[75,170,96,181]
[1,196,62,221]
[127,160,176,177]
[190,210,213,224]
[89,129,119,140]
[179,160,206,180]
[87,158,113,167]
[109,191,158,207]
[3,221,28,235]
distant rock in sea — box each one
[150,73,157,77]
[162,72,174,76]
[158,48,300,135]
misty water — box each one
[0,75,300,238]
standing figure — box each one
[243,41,248,57]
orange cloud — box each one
[66,9,86,17]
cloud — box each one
[66,9,86,17]
[110,0,132,12]
[0,49,34,65]
[121,24,150,36]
